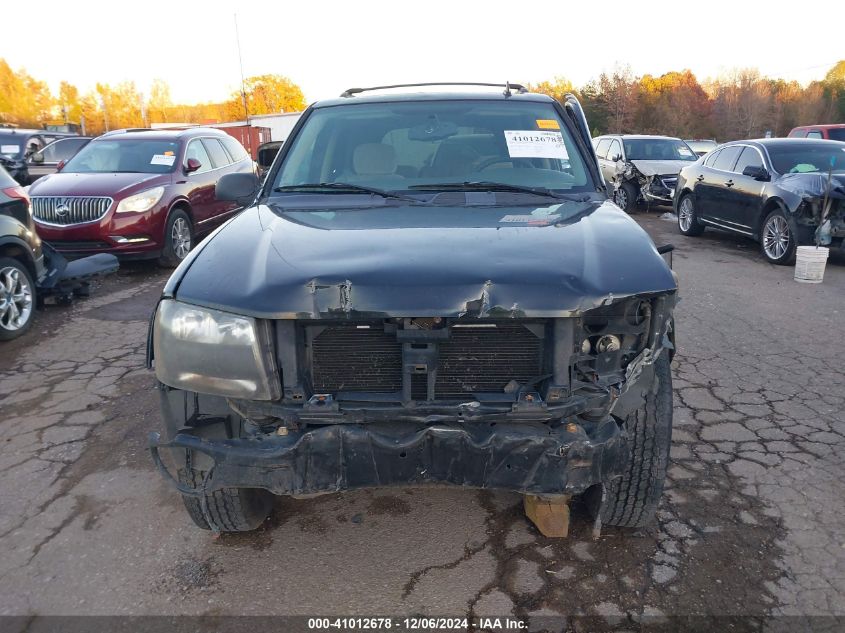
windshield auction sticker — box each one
[504,131,569,159]
[150,154,176,166]
[1,145,20,154]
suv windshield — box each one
[623,138,697,161]
[769,143,845,174]
[273,100,594,194]
[63,139,180,174]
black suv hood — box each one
[172,200,676,318]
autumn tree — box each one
[597,64,639,133]
[226,74,307,119]
[635,70,712,138]
[147,79,173,124]
[529,77,577,103]
[822,61,845,122]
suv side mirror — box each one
[185,158,202,174]
[742,165,770,181]
[216,172,258,204]
[30,151,44,164]
[612,154,622,162]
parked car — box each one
[0,129,49,184]
[593,134,698,211]
[674,138,845,264]
[0,164,118,341]
[684,139,718,157]
[24,136,92,185]
[787,124,845,141]
[28,128,254,266]
[147,83,679,534]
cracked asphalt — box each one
[0,214,843,629]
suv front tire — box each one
[159,209,194,268]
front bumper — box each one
[149,416,626,497]
[34,203,168,259]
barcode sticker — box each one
[504,131,569,159]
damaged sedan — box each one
[146,84,678,533]
[594,134,698,212]
[674,138,845,264]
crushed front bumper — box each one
[149,417,626,497]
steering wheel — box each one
[475,156,515,172]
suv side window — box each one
[607,139,622,161]
[712,145,742,172]
[202,138,231,169]
[220,136,249,162]
[806,131,823,139]
[734,146,764,174]
[594,138,611,159]
[185,139,213,174]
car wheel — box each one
[760,208,797,265]
[159,209,194,268]
[588,353,673,528]
[615,182,639,213]
[677,194,705,236]
[0,257,36,342]
[178,456,274,532]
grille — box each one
[31,196,112,225]
[309,323,544,400]
[47,240,112,251]
[436,325,543,398]
[311,326,403,393]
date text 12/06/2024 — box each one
[307,617,529,630]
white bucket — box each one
[794,246,829,284]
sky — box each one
[3,0,843,106]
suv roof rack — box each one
[340,82,529,98]
[101,128,158,137]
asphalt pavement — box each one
[0,212,843,630]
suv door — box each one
[201,137,239,225]
[183,138,217,227]
[594,138,611,182]
[604,138,623,185]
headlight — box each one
[116,186,164,213]
[153,299,280,400]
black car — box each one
[0,164,119,341]
[0,129,49,185]
[25,136,92,184]
[674,138,845,264]
[147,84,678,534]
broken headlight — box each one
[153,299,280,400]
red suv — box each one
[787,124,845,141]
[28,128,254,266]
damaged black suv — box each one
[147,84,678,533]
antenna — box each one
[504,81,512,97]
[234,13,252,156]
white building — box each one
[246,112,302,143]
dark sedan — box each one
[674,138,845,264]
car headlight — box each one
[116,186,165,213]
[153,299,280,400]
